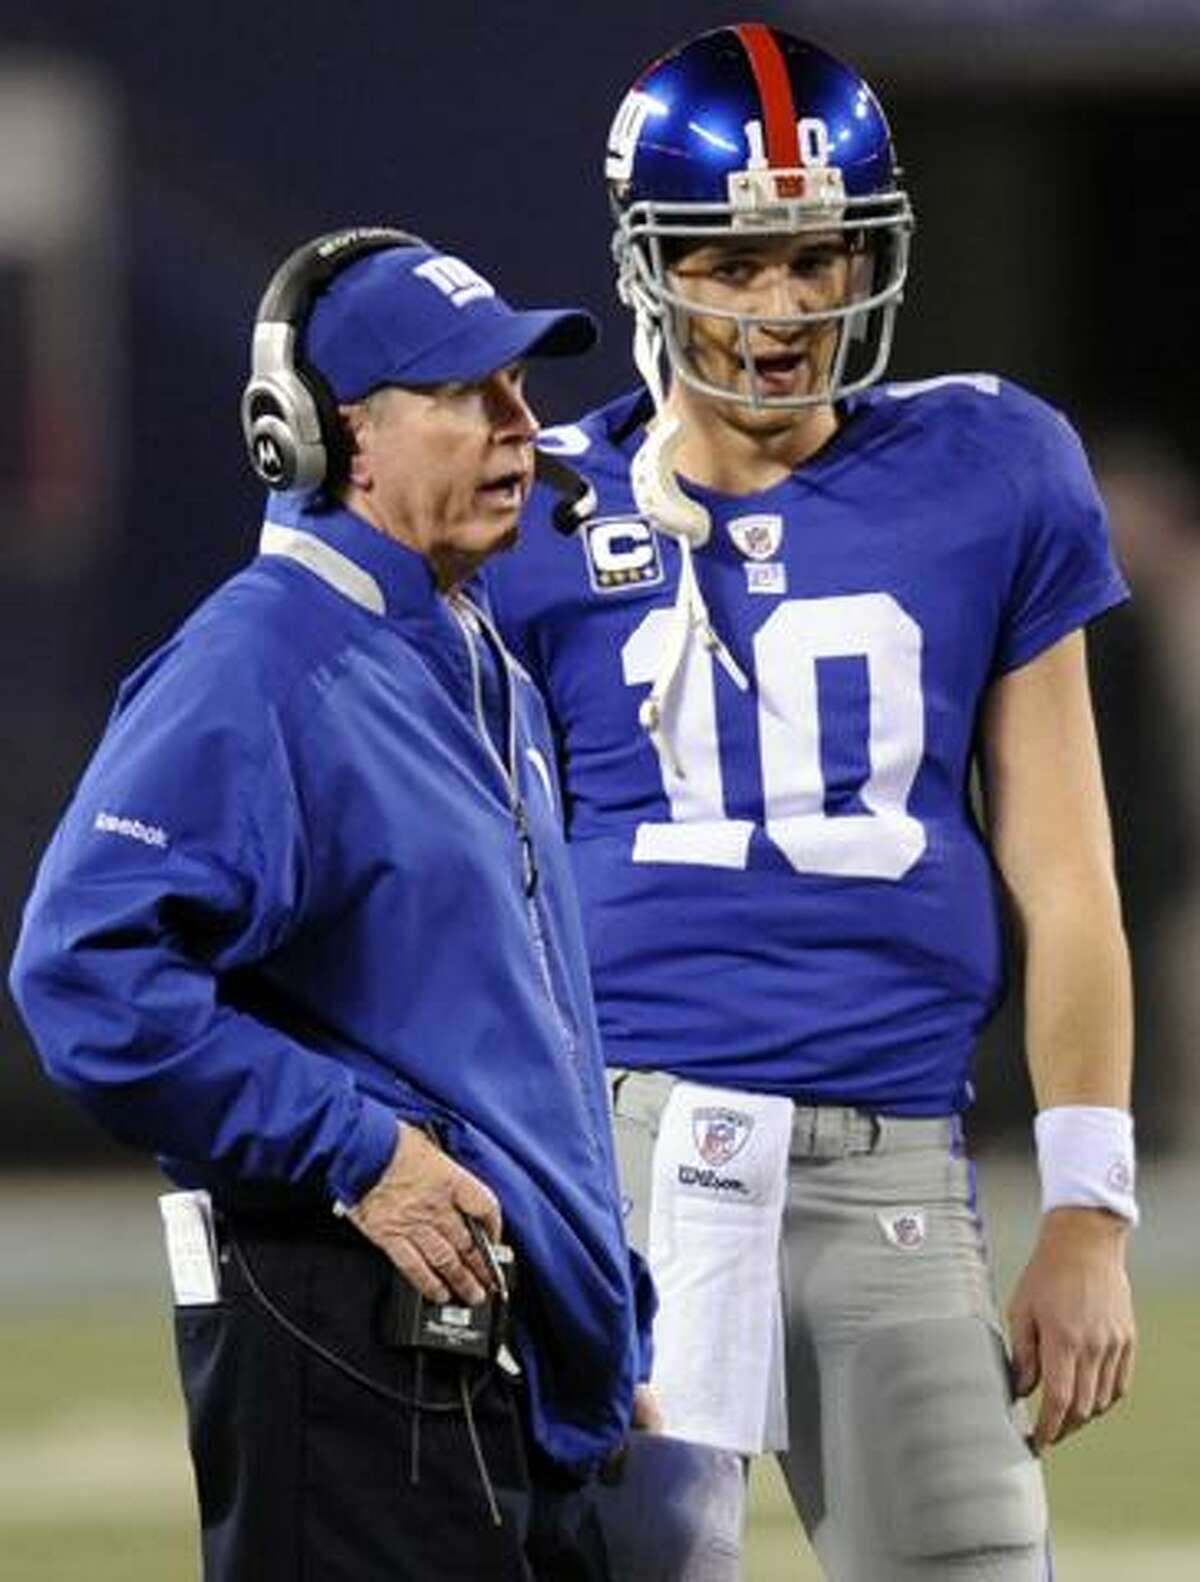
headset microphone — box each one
[534,450,597,535]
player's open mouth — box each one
[477,471,529,508]
[744,351,806,383]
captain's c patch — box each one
[581,516,664,594]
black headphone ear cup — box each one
[241,384,326,493]
[245,410,298,490]
[300,361,351,492]
[241,226,425,496]
[241,319,329,491]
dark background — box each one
[3,0,1197,1166]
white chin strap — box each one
[629,310,710,550]
[629,311,749,783]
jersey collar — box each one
[258,494,441,621]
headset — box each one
[241,225,597,531]
[536,448,597,537]
[241,225,424,494]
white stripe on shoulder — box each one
[536,423,592,457]
[883,373,1000,401]
[259,522,385,615]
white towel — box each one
[647,1082,792,1454]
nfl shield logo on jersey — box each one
[581,517,664,594]
[693,1107,754,1166]
[727,514,783,561]
[878,1209,927,1250]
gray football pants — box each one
[608,1072,1050,1581]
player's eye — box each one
[708,258,760,285]
[791,247,845,278]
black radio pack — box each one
[383,1237,515,1361]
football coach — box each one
[9,226,655,1582]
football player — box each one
[488,24,1137,1581]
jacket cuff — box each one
[327,1097,400,1208]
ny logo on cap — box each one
[414,256,496,308]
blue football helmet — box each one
[606,24,914,410]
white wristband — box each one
[1034,1105,1139,1226]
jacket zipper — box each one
[446,594,581,1068]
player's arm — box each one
[979,627,1136,1451]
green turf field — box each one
[1,1165,1196,1579]
[0,1287,1196,1580]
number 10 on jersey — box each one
[621,594,927,880]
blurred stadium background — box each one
[1,1,1197,1576]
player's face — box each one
[346,364,538,589]
[668,232,853,416]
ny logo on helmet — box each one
[605,90,660,184]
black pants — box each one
[173,1214,611,1581]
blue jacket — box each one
[9,496,647,1469]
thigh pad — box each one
[851,1315,1047,1563]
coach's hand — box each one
[632,1383,664,1433]
[346,1122,503,1306]
[1007,1206,1136,1452]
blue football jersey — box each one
[487,375,1128,1114]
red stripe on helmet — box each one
[734,23,800,167]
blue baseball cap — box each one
[303,244,598,400]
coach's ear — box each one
[340,401,374,492]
